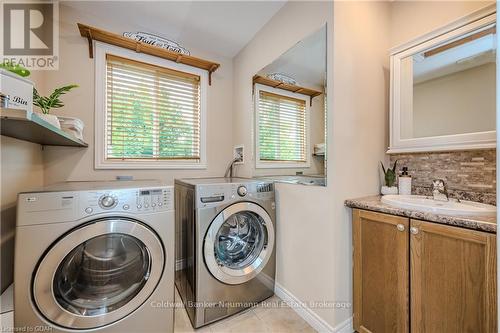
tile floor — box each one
[174,289,317,333]
[0,286,317,333]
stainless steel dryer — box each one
[15,181,175,333]
[175,178,276,328]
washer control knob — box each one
[100,195,116,208]
[123,204,130,210]
[137,204,142,209]
[237,186,247,197]
[85,207,93,214]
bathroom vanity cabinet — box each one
[352,209,497,333]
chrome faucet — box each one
[432,179,449,201]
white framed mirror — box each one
[388,5,496,153]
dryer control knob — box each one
[237,186,247,197]
[100,195,116,208]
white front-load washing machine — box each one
[14,181,174,333]
[175,178,276,328]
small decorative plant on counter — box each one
[33,84,78,128]
[380,160,398,195]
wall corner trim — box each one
[274,282,354,333]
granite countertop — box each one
[345,195,496,233]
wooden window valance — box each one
[253,75,322,106]
[77,23,220,85]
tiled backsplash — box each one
[389,149,496,205]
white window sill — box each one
[95,161,207,170]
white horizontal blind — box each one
[258,91,306,162]
[105,54,201,161]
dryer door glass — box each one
[53,234,150,316]
[204,202,275,285]
[215,211,267,269]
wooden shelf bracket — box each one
[85,28,93,58]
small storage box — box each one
[0,69,33,113]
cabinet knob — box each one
[396,224,405,232]
[410,227,419,235]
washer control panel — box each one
[136,188,170,210]
[81,186,173,215]
[197,182,274,207]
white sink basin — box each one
[381,195,496,217]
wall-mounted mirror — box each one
[253,25,327,186]
[389,7,496,153]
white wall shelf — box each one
[1,108,88,147]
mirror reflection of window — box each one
[404,25,496,139]
[253,25,327,186]
[258,90,307,163]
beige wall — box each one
[37,4,233,185]
[390,1,493,48]
[0,137,44,292]
[413,62,496,138]
[233,1,390,329]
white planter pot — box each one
[36,113,61,129]
[381,186,398,195]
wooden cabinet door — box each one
[410,219,497,333]
[353,209,409,333]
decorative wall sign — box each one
[266,73,297,85]
[123,32,190,55]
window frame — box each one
[254,84,311,169]
[94,42,207,169]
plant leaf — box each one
[391,159,398,172]
[386,170,396,187]
[380,161,386,175]
[32,84,78,113]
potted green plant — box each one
[33,84,78,128]
[380,160,398,195]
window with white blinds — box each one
[257,90,307,164]
[105,54,201,162]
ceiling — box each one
[258,25,327,88]
[62,1,286,58]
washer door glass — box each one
[33,218,164,329]
[53,234,150,316]
[204,202,275,285]
[215,211,266,269]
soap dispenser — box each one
[398,167,412,195]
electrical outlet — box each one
[234,145,244,164]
